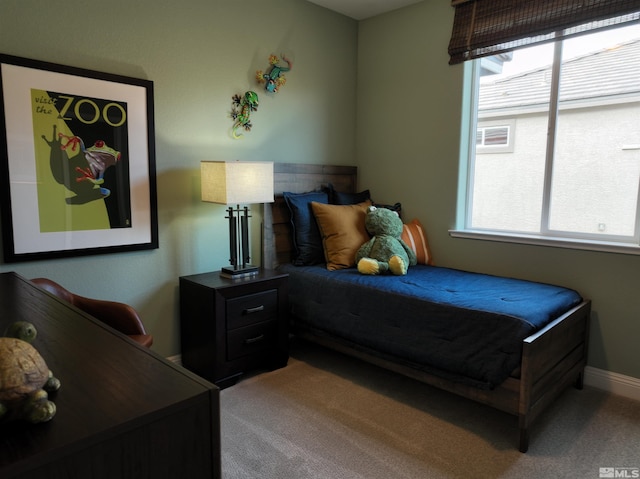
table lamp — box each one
[201,160,274,277]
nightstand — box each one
[179,269,289,388]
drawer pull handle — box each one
[244,305,264,315]
[244,334,265,345]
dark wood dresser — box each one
[0,272,220,479]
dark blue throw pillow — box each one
[332,188,371,205]
[373,201,402,219]
[283,190,329,265]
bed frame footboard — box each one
[517,299,591,452]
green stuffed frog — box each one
[356,206,417,275]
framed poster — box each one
[0,54,158,262]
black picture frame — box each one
[0,54,158,263]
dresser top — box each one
[0,272,217,473]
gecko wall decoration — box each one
[256,54,292,93]
[230,90,259,140]
[228,54,292,139]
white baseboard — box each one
[584,366,640,402]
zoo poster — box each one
[33,90,130,231]
[0,55,158,262]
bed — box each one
[262,163,591,452]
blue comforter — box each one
[279,264,583,389]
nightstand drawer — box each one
[227,320,278,360]
[226,289,278,329]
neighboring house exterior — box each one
[473,38,640,236]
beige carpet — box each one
[221,340,640,478]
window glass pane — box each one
[468,22,640,243]
[483,127,509,146]
[549,26,640,237]
[471,44,553,232]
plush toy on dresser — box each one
[0,321,60,424]
[356,206,417,275]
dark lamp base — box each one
[220,265,259,279]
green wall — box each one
[0,0,357,357]
[357,1,640,380]
[1,0,638,382]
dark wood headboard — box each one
[262,163,358,269]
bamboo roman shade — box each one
[448,0,640,65]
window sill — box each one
[449,229,640,256]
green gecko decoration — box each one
[256,54,292,93]
[230,91,259,140]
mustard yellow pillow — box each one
[311,200,372,271]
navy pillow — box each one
[283,191,329,265]
[374,201,402,219]
[332,189,371,205]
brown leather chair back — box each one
[31,277,153,348]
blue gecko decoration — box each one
[256,54,292,93]
[230,91,259,139]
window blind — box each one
[448,0,640,65]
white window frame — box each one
[476,119,515,153]
[451,39,640,256]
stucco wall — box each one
[475,103,640,235]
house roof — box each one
[479,38,640,112]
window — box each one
[476,120,514,153]
[477,127,508,147]
[456,23,640,252]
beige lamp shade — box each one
[201,161,274,205]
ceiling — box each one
[306,0,423,20]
